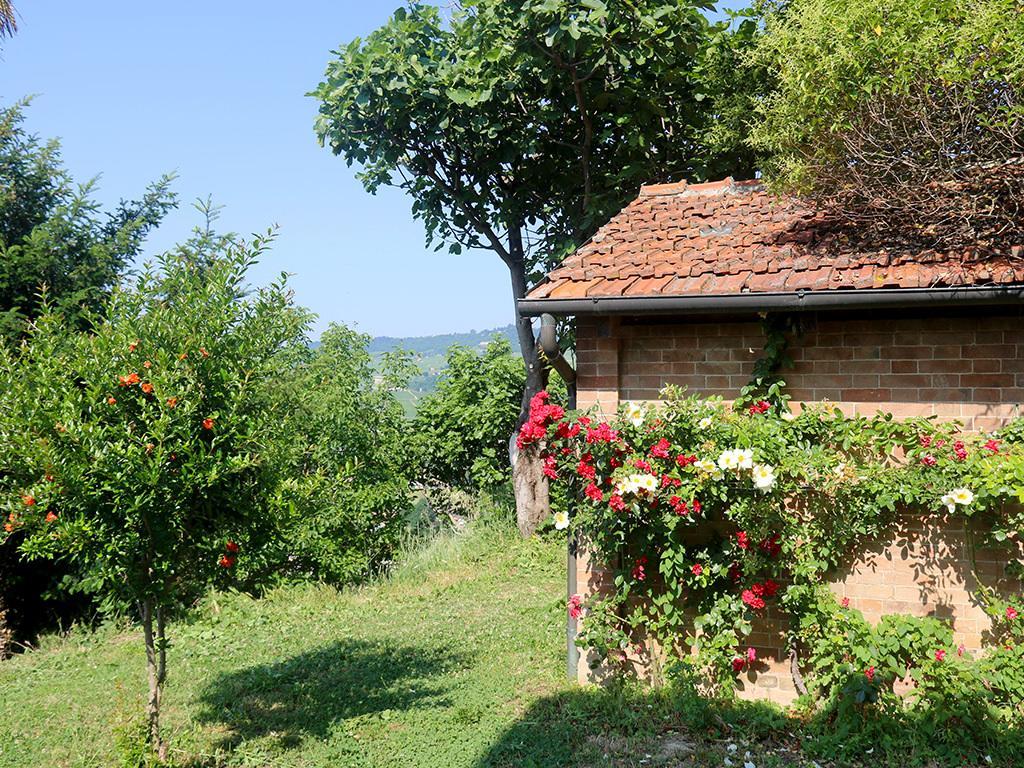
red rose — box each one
[865,666,876,682]
[935,648,946,662]
[649,438,671,459]
[741,589,765,610]
[1007,606,1019,621]
[691,563,703,576]
[736,531,749,550]
[584,483,603,502]
[732,657,746,673]
[984,439,1001,454]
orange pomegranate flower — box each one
[107,396,117,405]
[202,418,215,431]
[200,347,209,358]
[22,494,35,507]
[45,511,58,523]
[219,554,236,568]
[128,339,140,352]
[140,382,154,394]
[143,360,152,369]
[178,352,188,361]
[226,540,240,553]
[166,397,178,408]
[145,443,155,454]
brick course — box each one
[572,306,1024,702]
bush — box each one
[410,336,525,491]
[0,225,308,756]
[259,324,413,585]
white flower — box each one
[636,473,658,493]
[780,410,796,422]
[941,488,974,513]
[696,457,723,479]
[736,448,754,470]
[952,488,975,506]
[717,449,739,470]
[833,462,847,477]
[699,415,714,430]
[624,401,645,427]
[553,510,570,530]
[751,464,776,492]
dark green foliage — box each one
[0,101,176,342]
[260,324,414,585]
[411,336,525,491]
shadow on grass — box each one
[472,683,787,768]
[193,638,465,757]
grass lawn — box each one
[0,521,810,768]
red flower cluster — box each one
[920,454,937,467]
[631,556,648,581]
[841,597,851,608]
[985,439,1001,454]
[865,665,876,682]
[1007,606,1019,621]
[953,440,968,461]
[554,420,581,440]
[219,540,239,569]
[660,474,682,489]
[542,455,559,480]
[935,648,947,662]
[691,563,703,576]
[742,580,779,610]
[741,589,765,610]
[736,531,750,550]
[517,391,565,448]
[669,496,701,516]
[202,418,215,431]
[675,454,697,468]
[732,647,757,673]
[633,458,653,472]
[919,434,932,448]
[649,438,671,459]
[748,400,771,415]
[568,594,583,621]
[609,494,626,512]
[576,457,596,479]
[226,540,240,554]
[584,483,604,502]
[585,422,619,444]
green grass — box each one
[0,522,809,768]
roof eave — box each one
[518,285,1024,317]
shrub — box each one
[410,336,525,491]
[259,324,413,585]
[0,227,307,758]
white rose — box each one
[624,401,645,427]
[752,464,776,492]
[553,510,570,530]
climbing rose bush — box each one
[526,386,1024,709]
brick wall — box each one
[572,306,1024,702]
[576,308,1024,429]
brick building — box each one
[518,178,1024,703]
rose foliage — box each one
[526,386,1024,755]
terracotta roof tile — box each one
[526,178,1024,302]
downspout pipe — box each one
[539,314,580,681]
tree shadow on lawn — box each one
[193,638,466,758]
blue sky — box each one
[2,1,744,339]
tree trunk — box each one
[141,599,168,761]
[505,227,551,536]
[0,591,12,660]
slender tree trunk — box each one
[506,226,551,536]
[0,591,12,660]
[141,599,168,761]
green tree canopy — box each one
[0,101,176,341]
[312,0,758,386]
[751,0,1024,251]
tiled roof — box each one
[525,178,1024,302]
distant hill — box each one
[369,324,519,415]
[367,325,518,358]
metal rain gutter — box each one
[518,285,1024,317]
